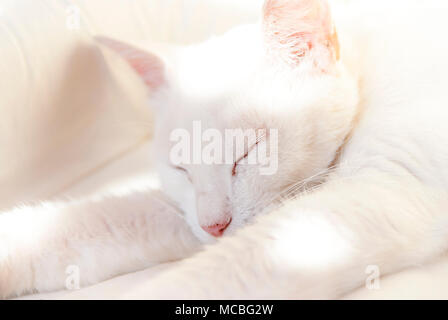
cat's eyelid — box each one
[232,137,264,176]
[172,165,187,172]
[172,165,193,182]
[235,137,264,165]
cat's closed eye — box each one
[232,142,260,176]
[173,166,192,182]
[232,153,248,176]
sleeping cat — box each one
[2,0,448,299]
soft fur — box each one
[1,0,448,299]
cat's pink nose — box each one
[201,218,232,237]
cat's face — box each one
[99,0,359,243]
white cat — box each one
[2,0,448,299]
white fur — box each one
[0,191,200,297]
[2,0,448,299]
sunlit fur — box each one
[2,0,448,299]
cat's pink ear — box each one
[96,36,165,90]
[263,0,339,70]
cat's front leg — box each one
[0,190,201,298]
[121,170,448,299]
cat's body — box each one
[2,0,448,298]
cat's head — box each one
[99,0,359,243]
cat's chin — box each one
[194,233,218,244]
[192,229,238,244]
[189,224,219,244]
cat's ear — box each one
[262,0,339,70]
[96,36,165,90]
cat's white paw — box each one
[0,244,35,299]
